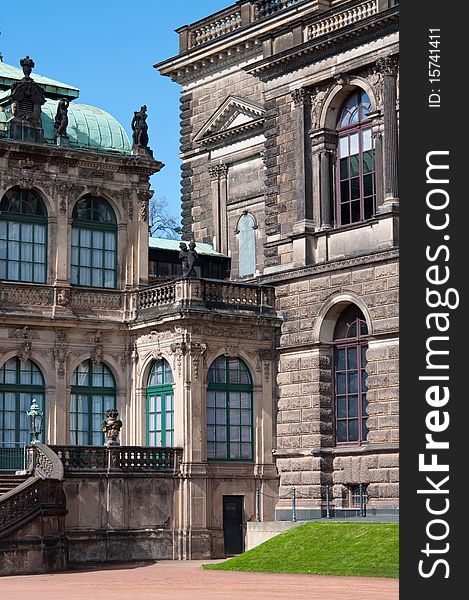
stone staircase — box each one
[0,445,68,575]
[0,474,28,496]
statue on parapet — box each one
[54,98,70,138]
[179,241,198,277]
[102,408,123,446]
[131,105,149,149]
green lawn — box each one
[204,522,399,578]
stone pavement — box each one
[1,560,398,600]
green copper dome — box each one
[0,60,131,154]
[41,99,131,154]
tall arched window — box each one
[70,360,116,445]
[0,358,45,444]
[237,213,256,277]
[71,196,117,288]
[146,359,174,447]
[0,187,47,283]
[334,305,369,444]
[207,356,253,461]
[336,90,375,226]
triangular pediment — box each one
[194,96,265,145]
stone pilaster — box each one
[291,88,313,224]
[375,56,399,209]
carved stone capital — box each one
[291,87,312,107]
[189,342,207,380]
[209,164,228,181]
[375,55,399,77]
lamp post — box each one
[27,399,43,445]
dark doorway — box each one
[223,495,244,555]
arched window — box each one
[0,358,45,444]
[70,360,116,445]
[207,356,253,461]
[71,196,117,288]
[146,359,174,447]
[334,305,369,444]
[336,90,375,225]
[238,213,256,277]
[0,187,47,283]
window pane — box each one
[336,373,346,394]
[347,348,357,369]
[351,201,361,223]
[216,443,227,459]
[336,349,346,371]
[362,128,373,151]
[363,174,373,197]
[340,181,350,203]
[341,203,350,225]
[350,178,360,200]
[348,419,359,441]
[363,150,374,174]
[349,133,359,155]
[339,158,349,180]
[241,443,252,459]
[337,421,347,442]
[350,155,359,177]
[364,196,374,220]
[348,395,359,417]
[339,137,349,158]
[337,397,346,418]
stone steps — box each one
[0,475,28,496]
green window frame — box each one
[146,359,174,447]
[0,357,45,445]
[207,356,253,461]
[71,195,117,289]
[70,360,116,445]
[0,187,47,283]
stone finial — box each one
[102,408,123,446]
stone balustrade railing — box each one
[0,478,65,537]
[27,444,64,481]
[137,278,276,316]
[308,0,377,39]
[177,0,394,52]
[255,0,302,20]
[191,9,242,47]
[50,446,182,474]
[139,283,176,309]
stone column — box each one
[310,128,337,229]
[376,56,399,208]
[291,87,313,224]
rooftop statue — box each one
[54,98,70,138]
[9,56,46,142]
[131,105,149,149]
[179,241,198,277]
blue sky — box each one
[0,0,229,219]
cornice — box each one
[259,248,399,285]
[0,139,163,176]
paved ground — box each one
[2,560,398,600]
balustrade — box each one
[137,278,275,315]
[50,445,182,473]
[308,0,377,39]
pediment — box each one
[194,96,265,145]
